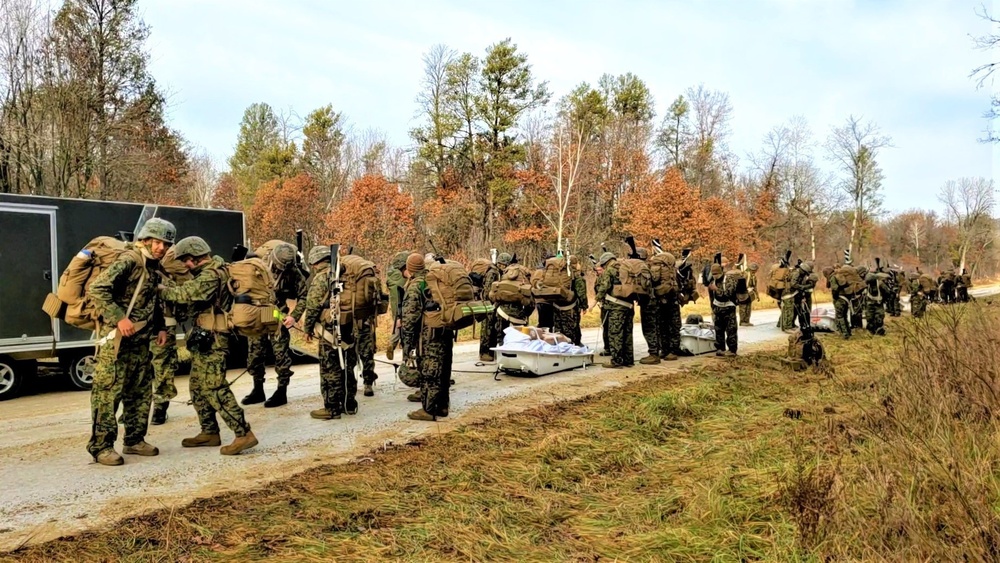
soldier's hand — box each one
[305,334,313,344]
[156,331,169,346]
[117,318,136,337]
[283,316,296,329]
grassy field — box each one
[8,300,998,561]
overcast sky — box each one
[140,0,997,213]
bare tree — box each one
[825,115,892,255]
[685,83,734,198]
[940,177,996,271]
[971,6,1000,143]
[537,117,586,252]
[411,44,458,190]
[185,144,218,208]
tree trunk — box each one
[848,209,858,257]
[808,216,816,261]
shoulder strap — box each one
[124,262,148,321]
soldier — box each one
[875,260,900,317]
[401,252,451,421]
[956,268,972,302]
[385,251,410,360]
[789,261,814,330]
[778,261,798,332]
[829,251,858,340]
[86,218,175,466]
[938,268,956,303]
[801,261,818,321]
[863,273,888,335]
[494,253,534,334]
[478,253,504,361]
[908,272,928,318]
[634,248,660,364]
[851,266,867,329]
[652,251,681,361]
[594,252,634,368]
[739,263,759,327]
[150,246,193,425]
[535,252,556,330]
[302,245,359,420]
[159,236,258,455]
[708,262,739,356]
[568,255,589,347]
[243,241,307,408]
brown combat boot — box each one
[122,441,159,456]
[479,353,495,362]
[639,355,661,365]
[407,392,422,403]
[95,448,124,466]
[602,362,624,369]
[220,431,258,455]
[662,353,679,361]
[407,409,436,421]
[363,383,374,397]
[310,408,341,420]
[181,432,222,448]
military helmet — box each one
[390,250,410,271]
[749,262,759,272]
[136,218,176,244]
[308,245,331,265]
[598,252,616,266]
[397,362,420,388]
[661,252,676,264]
[800,261,813,274]
[269,243,297,270]
[636,248,649,260]
[856,266,869,278]
[172,236,211,259]
[497,252,513,267]
[710,263,724,277]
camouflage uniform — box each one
[595,259,634,367]
[654,285,681,359]
[956,271,972,303]
[402,269,452,417]
[247,261,307,388]
[909,276,928,319]
[863,274,888,335]
[738,266,758,326]
[709,266,739,354]
[567,274,588,346]
[778,273,797,331]
[386,251,409,358]
[159,255,252,438]
[788,265,812,329]
[828,273,854,339]
[302,261,359,417]
[478,262,502,358]
[639,296,658,357]
[150,251,193,422]
[851,267,867,329]
[86,246,162,460]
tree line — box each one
[2,0,996,276]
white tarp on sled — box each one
[810,307,837,331]
[680,323,716,356]
[492,327,594,376]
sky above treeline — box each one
[140,0,998,213]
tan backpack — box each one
[224,257,279,337]
[766,263,790,300]
[423,261,493,330]
[918,274,936,294]
[489,263,533,306]
[43,236,143,331]
[611,258,652,300]
[469,258,500,296]
[253,239,291,262]
[337,254,382,320]
[648,252,677,297]
[530,257,575,304]
[832,265,864,296]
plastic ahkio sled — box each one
[679,323,717,356]
[491,347,595,377]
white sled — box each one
[680,323,717,356]
[492,347,594,377]
[810,307,837,331]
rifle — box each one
[780,249,792,268]
[510,252,518,265]
[651,238,664,255]
[427,237,444,263]
[294,229,309,277]
[232,243,249,262]
[624,235,640,259]
[327,243,345,377]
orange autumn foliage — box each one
[247,173,324,247]
[325,174,419,268]
[211,174,241,211]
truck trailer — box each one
[0,194,246,400]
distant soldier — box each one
[243,241,307,408]
[385,251,410,360]
[788,261,814,330]
[87,218,175,466]
[863,272,889,335]
[150,245,193,425]
[568,255,589,347]
[956,268,972,302]
[475,253,503,362]
[908,272,928,319]
[301,245,359,420]
[160,236,258,455]
[594,252,635,368]
[708,260,739,357]
[938,268,956,304]
[739,262,759,327]
[636,248,660,364]
[401,253,451,421]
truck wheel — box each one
[64,351,97,390]
[0,357,25,401]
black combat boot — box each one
[150,402,168,425]
[241,380,266,405]
[263,384,288,408]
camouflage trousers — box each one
[418,327,453,417]
[318,323,358,415]
[886,291,901,316]
[600,308,611,352]
[639,300,658,356]
[794,296,810,329]
[355,316,377,384]
[713,305,738,353]
[150,332,178,406]
[865,300,886,335]
[553,304,581,346]
[248,324,293,385]
[190,335,250,437]
[654,298,681,357]
[605,305,634,366]
[779,296,796,330]
[956,286,970,303]
[479,311,499,356]
[834,295,853,338]
[87,332,154,458]
[850,296,864,328]
[911,294,927,318]
[738,301,753,325]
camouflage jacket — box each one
[482,266,501,302]
[401,270,428,354]
[88,245,162,331]
[573,275,589,311]
[386,267,407,318]
[159,255,230,318]
[302,263,333,336]
[595,260,629,311]
[712,273,740,307]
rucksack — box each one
[45,236,144,331]
[253,239,291,263]
[489,263,533,306]
[468,258,499,296]
[832,265,864,296]
[918,274,936,293]
[423,261,493,330]
[531,257,575,304]
[223,257,280,337]
[611,258,652,300]
[648,253,677,298]
[766,263,790,300]
[338,255,381,319]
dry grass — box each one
[9,301,997,561]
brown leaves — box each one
[247,173,324,246]
[324,174,419,267]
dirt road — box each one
[0,290,993,551]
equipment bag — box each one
[766,263,790,300]
[224,257,279,337]
[833,265,864,296]
[611,258,652,300]
[531,257,575,304]
[918,274,936,294]
[648,252,677,297]
[469,258,500,295]
[423,261,493,330]
[338,255,381,318]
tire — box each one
[63,350,97,390]
[0,357,25,401]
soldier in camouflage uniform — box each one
[150,246,193,425]
[243,242,308,408]
[708,262,739,356]
[401,253,451,421]
[778,261,797,332]
[302,246,359,420]
[738,263,758,327]
[478,253,505,361]
[802,261,818,322]
[636,248,660,364]
[160,236,258,455]
[652,251,681,361]
[86,218,175,466]
[385,251,410,361]
[851,267,867,329]
[863,272,888,335]
[494,253,534,335]
[789,262,814,330]
[908,272,928,319]
[828,266,854,339]
[569,255,589,346]
[595,252,634,368]
[956,268,972,303]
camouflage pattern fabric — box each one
[779,298,796,330]
[850,295,864,329]
[150,331,178,405]
[834,296,853,338]
[247,325,294,385]
[738,300,753,325]
[639,299,658,356]
[401,269,452,416]
[189,335,250,436]
[355,315,377,385]
[387,261,407,353]
[318,324,358,415]
[864,282,888,335]
[553,307,579,346]
[478,264,502,356]
[86,336,154,457]
[713,306,738,353]
[655,298,681,357]
[596,260,634,365]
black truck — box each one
[0,194,247,400]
